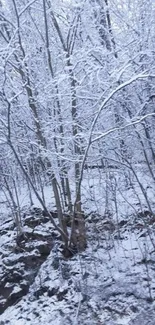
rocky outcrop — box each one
[0,210,57,314]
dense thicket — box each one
[0,0,155,252]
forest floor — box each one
[1,168,155,324]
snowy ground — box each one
[1,213,155,325]
[1,167,155,324]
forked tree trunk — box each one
[43,0,73,212]
[47,4,87,251]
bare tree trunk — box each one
[104,0,118,58]
[67,59,87,251]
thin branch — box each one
[19,0,38,17]
[92,113,155,143]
